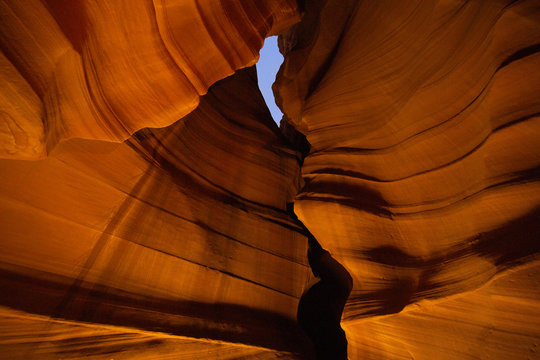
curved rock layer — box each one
[0,0,299,159]
[0,67,312,358]
[276,0,540,358]
[1,0,540,359]
[0,307,298,360]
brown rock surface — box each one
[0,0,299,159]
[1,0,540,359]
[277,0,540,358]
[0,65,310,358]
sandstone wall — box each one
[1,0,539,359]
[276,0,540,358]
[1,3,310,353]
[0,0,299,159]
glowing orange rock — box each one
[277,1,540,358]
[0,0,300,159]
[0,66,311,358]
[1,0,540,359]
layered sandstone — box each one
[277,0,540,358]
[1,0,540,359]
[0,0,299,159]
[0,64,312,358]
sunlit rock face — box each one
[1,0,540,359]
[276,0,540,359]
[0,0,310,355]
[0,0,299,159]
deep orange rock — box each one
[1,0,540,359]
[277,0,540,358]
[0,65,310,357]
[0,0,300,159]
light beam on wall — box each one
[256,36,284,125]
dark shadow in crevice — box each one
[289,205,353,359]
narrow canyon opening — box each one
[256,36,285,125]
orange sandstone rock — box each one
[0,67,310,358]
[1,0,540,359]
[0,0,300,159]
[277,0,540,358]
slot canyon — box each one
[1,0,539,359]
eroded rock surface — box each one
[277,0,540,358]
[0,0,299,159]
[0,65,310,358]
[1,0,539,359]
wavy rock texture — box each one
[0,0,299,159]
[1,0,540,359]
[276,0,540,358]
[0,65,313,358]
[0,307,301,360]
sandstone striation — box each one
[277,0,540,358]
[0,64,312,358]
[0,0,299,159]
[1,0,540,359]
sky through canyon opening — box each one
[256,36,284,125]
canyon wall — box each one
[1,0,540,359]
[1,1,311,358]
[0,67,312,360]
[0,0,299,159]
[277,0,540,358]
